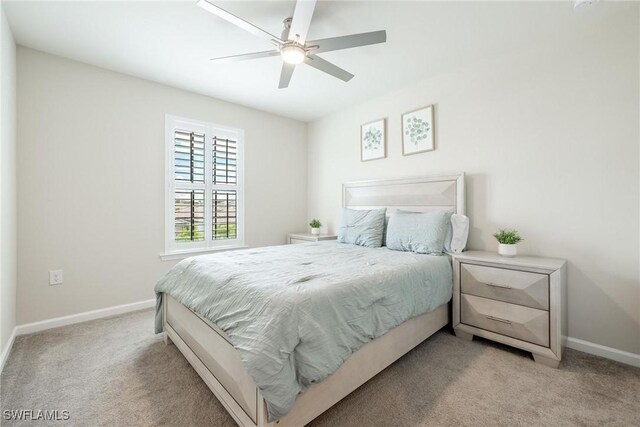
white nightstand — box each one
[452,250,567,368]
[287,233,337,244]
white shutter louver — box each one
[174,130,205,183]
[213,137,237,184]
[175,190,205,242]
[213,190,237,240]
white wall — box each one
[308,6,640,355]
[17,48,307,325]
[1,6,17,360]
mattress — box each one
[155,241,452,420]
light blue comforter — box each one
[155,241,452,420]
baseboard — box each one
[565,336,640,368]
[1,327,17,373]
[7,301,639,370]
[15,299,155,336]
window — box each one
[164,115,244,257]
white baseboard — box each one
[6,300,639,370]
[566,336,640,368]
[1,327,17,373]
[15,299,155,336]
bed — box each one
[156,173,465,427]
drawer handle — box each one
[486,315,512,324]
[485,282,512,289]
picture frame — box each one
[360,118,386,162]
[402,105,435,156]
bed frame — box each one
[162,173,465,427]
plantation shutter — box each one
[174,130,205,183]
[213,137,237,184]
[212,136,238,240]
[173,129,206,242]
[166,116,243,254]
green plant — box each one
[309,219,322,229]
[493,229,523,245]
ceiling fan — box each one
[196,0,387,88]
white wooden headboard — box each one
[343,173,465,215]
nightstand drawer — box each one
[287,233,337,244]
[461,263,549,310]
[461,294,549,347]
[289,238,308,244]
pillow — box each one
[382,214,390,246]
[444,214,470,254]
[386,210,452,255]
[337,208,387,248]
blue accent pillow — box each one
[337,208,387,248]
[386,210,452,255]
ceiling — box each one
[2,0,626,122]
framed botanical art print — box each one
[360,118,386,162]
[402,105,435,156]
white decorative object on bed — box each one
[445,213,470,254]
[158,173,465,427]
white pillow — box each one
[444,214,469,254]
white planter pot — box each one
[498,243,517,257]
[311,228,320,235]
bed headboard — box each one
[342,173,465,215]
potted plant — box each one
[493,229,522,257]
[309,219,322,235]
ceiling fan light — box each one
[281,45,306,65]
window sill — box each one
[160,245,248,261]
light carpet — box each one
[1,309,639,426]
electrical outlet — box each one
[49,270,63,286]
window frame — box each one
[163,115,245,259]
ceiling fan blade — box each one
[197,0,282,45]
[278,63,296,89]
[211,50,280,63]
[304,55,354,82]
[308,30,387,54]
[288,0,316,44]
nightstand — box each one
[287,233,337,244]
[452,251,566,368]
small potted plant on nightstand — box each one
[309,219,322,235]
[494,228,522,257]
